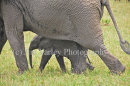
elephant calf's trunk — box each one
[29,49,33,68]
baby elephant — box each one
[29,35,94,74]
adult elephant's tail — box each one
[101,0,130,54]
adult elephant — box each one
[0,0,129,74]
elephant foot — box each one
[18,68,28,74]
[71,63,87,74]
[72,68,85,74]
[17,63,29,74]
[109,59,125,74]
[61,69,66,73]
[86,63,94,70]
[73,64,94,72]
[39,68,42,73]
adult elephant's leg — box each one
[73,22,125,74]
[68,3,125,74]
[2,2,28,72]
[91,43,125,74]
[88,28,125,74]
[39,53,52,72]
[55,55,66,72]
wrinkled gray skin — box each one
[0,0,128,74]
[29,35,94,74]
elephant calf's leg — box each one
[86,55,94,70]
[39,54,52,72]
[86,62,94,70]
[55,55,66,72]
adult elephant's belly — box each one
[24,7,76,41]
[24,0,102,49]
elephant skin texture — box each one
[0,0,127,74]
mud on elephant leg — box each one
[91,44,125,74]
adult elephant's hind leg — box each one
[91,42,125,74]
[68,5,125,74]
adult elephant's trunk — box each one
[102,0,130,54]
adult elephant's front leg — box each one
[2,3,28,72]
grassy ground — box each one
[0,1,130,86]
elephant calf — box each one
[29,35,94,74]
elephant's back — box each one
[48,0,102,16]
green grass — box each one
[0,1,130,86]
